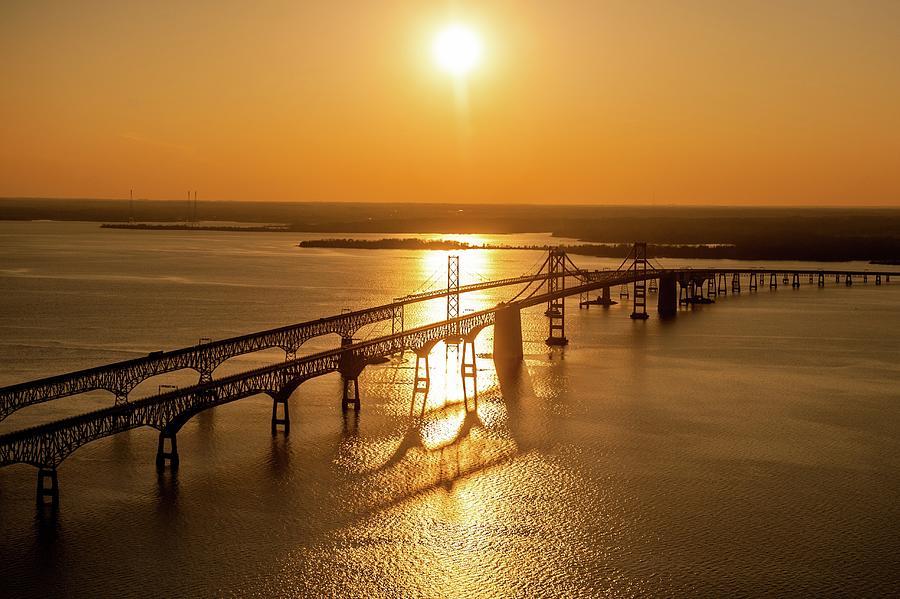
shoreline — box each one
[297,238,898,264]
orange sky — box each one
[2,0,899,205]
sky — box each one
[1,0,899,205]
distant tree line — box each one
[3,198,898,261]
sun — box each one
[432,24,482,76]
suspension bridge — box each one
[0,243,894,511]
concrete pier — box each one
[493,304,523,361]
[657,274,677,318]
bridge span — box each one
[0,244,895,511]
[0,266,574,422]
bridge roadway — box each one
[1,262,896,507]
[0,262,892,424]
[0,269,576,422]
[2,267,649,473]
[3,264,894,473]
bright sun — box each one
[433,24,482,76]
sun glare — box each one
[433,24,482,76]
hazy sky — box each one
[2,0,899,205]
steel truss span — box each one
[0,270,571,422]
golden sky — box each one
[2,0,899,205]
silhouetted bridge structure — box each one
[0,244,894,510]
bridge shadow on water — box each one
[316,346,550,525]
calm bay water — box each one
[1,221,900,597]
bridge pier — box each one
[461,338,477,398]
[792,273,800,288]
[271,393,290,435]
[155,431,179,470]
[876,274,882,285]
[846,274,853,286]
[658,274,677,318]
[36,467,59,510]
[782,273,789,285]
[749,272,758,291]
[599,286,615,305]
[707,278,717,297]
[678,281,690,306]
[835,273,841,284]
[717,273,727,295]
[770,273,778,289]
[414,352,430,393]
[461,339,476,381]
[818,272,825,287]
[863,274,868,284]
[494,304,524,361]
[546,300,568,345]
[732,273,741,293]
[342,377,361,412]
[808,274,814,284]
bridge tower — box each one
[391,301,404,335]
[545,248,568,346]
[447,255,461,350]
[630,242,650,320]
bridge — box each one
[0,265,569,422]
[0,243,894,511]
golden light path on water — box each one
[266,250,568,596]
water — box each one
[1,221,899,597]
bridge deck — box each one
[0,270,568,421]
[0,263,895,470]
